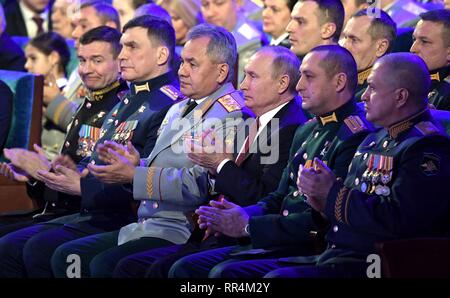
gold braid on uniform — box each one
[334,186,349,223]
[146,167,156,198]
[388,109,428,138]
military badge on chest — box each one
[77,125,101,157]
[360,154,393,196]
[112,120,138,145]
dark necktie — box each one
[181,99,198,118]
[32,16,45,35]
[235,117,260,166]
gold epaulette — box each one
[218,94,242,113]
[415,121,440,136]
[358,68,372,85]
[343,115,367,134]
[160,85,183,101]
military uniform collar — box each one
[358,67,372,85]
[387,108,431,139]
[429,66,450,82]
[317,99,357,127]
[86,79,125,102]
[130,71,176,96]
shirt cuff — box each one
[217,159,232,174]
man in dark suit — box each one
[167,45,373,278]
[0,80,13,152]
[109,46,310,278]
[0,4,26,71]
[4,0,52,37]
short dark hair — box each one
[310,45,358,93]
[187,23,237,84]
[122,15,176,65]
[29,32,71,75]
[352,9,397,52]
[80,1,121,30]
[131,0,154,9]
[300,0,344,43]
[377,53,430,107]
[258,46,300,94]
[419,9,450,48]
[79,26,122,58]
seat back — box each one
[0,70,43,213]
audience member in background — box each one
[263,0,296,48]
[286,0,344,60]
[24,32,71,160]
[4,0,52,37]
[167,0,203,52]
[411,9,449,111]
[0,4,26,71]
[201,0,265,83]
[0,80,13,153]
[341,9,396,101]
[112,0,153,28]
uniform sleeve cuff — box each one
[324,179,349,224]
[217,159,232,174]
[133,166,163,200]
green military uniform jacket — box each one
[246,100,373,249]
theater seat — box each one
[0,70,43,213]
[376,238,450,278]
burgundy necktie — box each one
[32,16,45,35]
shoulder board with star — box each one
[217,94,243,113]
[343,115,368,135]
[160,85,184,101]
[415,121,440,136]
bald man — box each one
[264,53,450,278]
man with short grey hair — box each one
[49,23,252,278]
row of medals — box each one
[112,120,138,145]
[360,154,393,197]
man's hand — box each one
[36,165,89,196]
[187,129,233,175]
[297,158,336,212]
[195,198,249,238]
[52,154,78,172]
[88,147,137,184]
[3,147,50,180]
[0,162,30,182]
[97,141,140,166]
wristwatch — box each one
[244,223,251,236]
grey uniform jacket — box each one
[118,83,252,245]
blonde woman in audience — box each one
[168,0,203,49]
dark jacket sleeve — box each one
[0,81,13,151]
[214,124,299,206]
